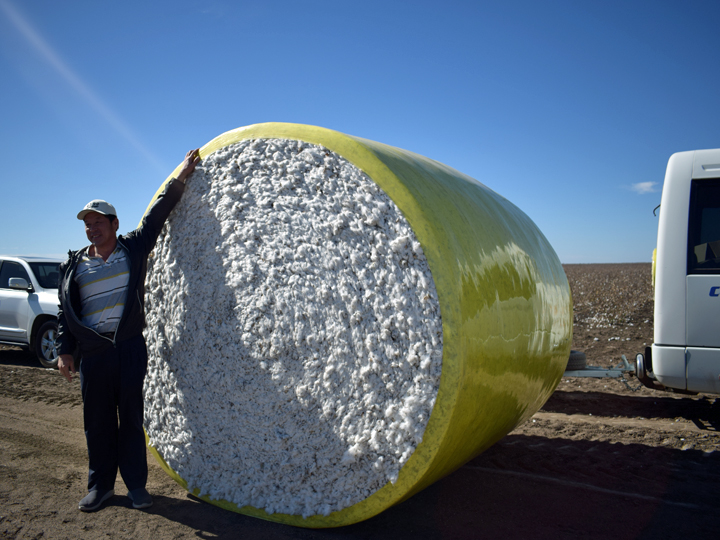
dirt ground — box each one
[1,263,719,539]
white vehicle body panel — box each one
[686,275,720,347]
[0,289,31,339]
[651,345,687,391]
[687,347,720,394]
[654,152,693,347]
[653,149,720,393]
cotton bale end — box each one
[141,123,572,527]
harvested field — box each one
[1,263,718,539]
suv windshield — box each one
[28,262,61,289]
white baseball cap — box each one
[77,199,118,220]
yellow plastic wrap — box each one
[652,248,657,289]
[145,123,572,527]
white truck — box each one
[635,148,720,395]
[567,148,720,395]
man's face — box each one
[83,212,118,250]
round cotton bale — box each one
[141,123,572,527]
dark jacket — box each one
[57,179,185,358]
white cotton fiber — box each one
[143,138,443,518]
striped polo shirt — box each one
[75,246,130,334]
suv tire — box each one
[35,320,59,368]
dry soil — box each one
[1,263,718,539]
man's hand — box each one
[58,354,76,382]
[176,149,201,184]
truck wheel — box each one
[566,350,587,371]
[35,320,59,369]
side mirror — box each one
[8,277,32,291]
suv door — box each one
[0,260,33,342]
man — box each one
[57,149,200,512]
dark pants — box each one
[79,334,148,493]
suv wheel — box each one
[35,320,59,368]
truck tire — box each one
[566,350,587,371]
[35,320,59,369]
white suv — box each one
[0,255,63,368]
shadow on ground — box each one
[543,390,720,431]
[0,346,39,368]
[134,434,720,540]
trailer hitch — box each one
[563,354,637,379]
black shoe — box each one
[127,487,153,509]
[78,489,114,512]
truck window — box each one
[688,178,720,274]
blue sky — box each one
[1,0,718,263]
